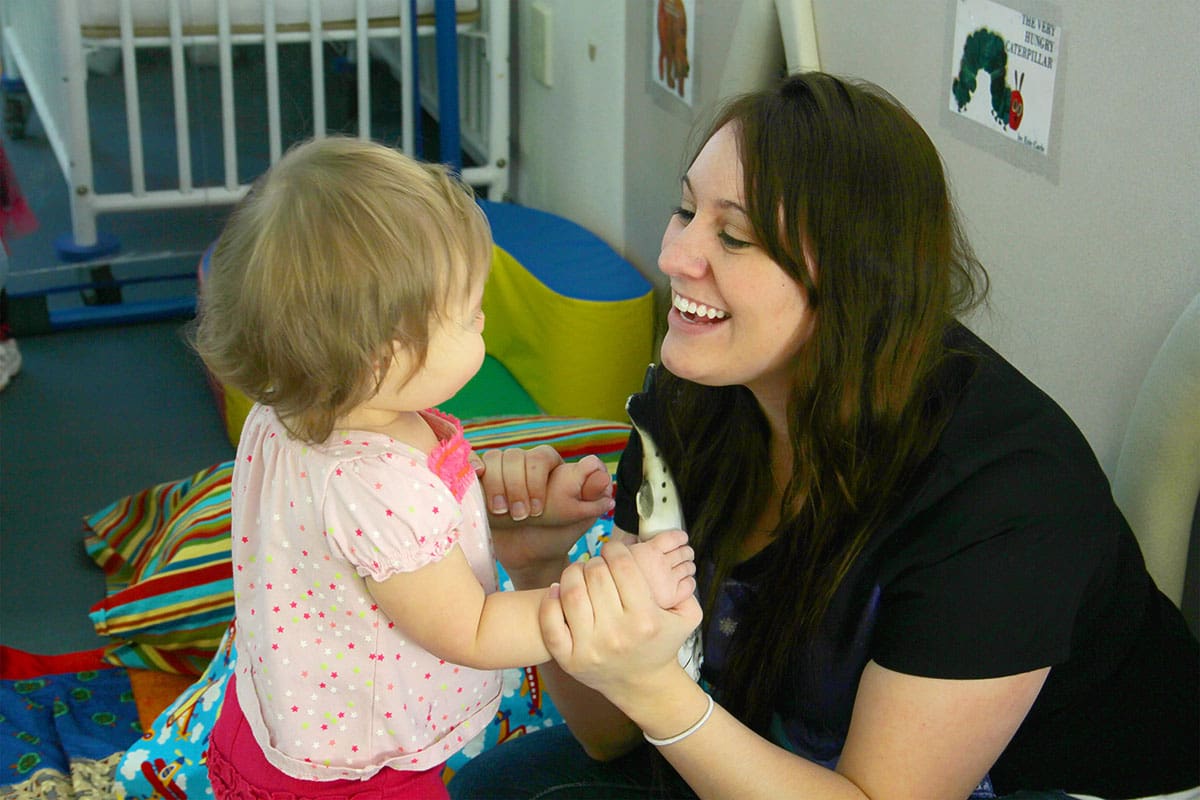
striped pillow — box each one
[84,415,631,674]
[462,415,630,467]
[85,461,237,675]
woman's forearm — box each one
[491,520,594,590]
[532,658,645,760]
[616,670,868,800]
[504,550,645,760]
[502,556,570,594]
[654,702,867,800]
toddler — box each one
[193,137,696,799]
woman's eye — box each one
[719,231,753,249]
[672,206,695,223]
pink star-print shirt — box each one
[230,403,501,781]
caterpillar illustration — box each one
[952,28,1025,129]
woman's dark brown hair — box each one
[655,72,989,733]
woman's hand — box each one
[539,539,703,708]
[475,446,615,587]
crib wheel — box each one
[3,94,27,139]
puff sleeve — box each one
[320,453,465,580]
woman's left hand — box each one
[539,539,703,707]
[474,446,613,527]
[474,446,616,590]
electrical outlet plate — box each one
[531,3,552,87]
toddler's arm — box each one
[365,532,694,672]
[367,548,553,669]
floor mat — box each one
[1,647,141,796]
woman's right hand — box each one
[539,539,703,709]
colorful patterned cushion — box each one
[0,652,141,795]
[459,415,630,469]
[114,623,236,799]
[84,415,631,675]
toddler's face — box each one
[424,273,488,403]
[379,269,488,412]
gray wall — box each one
[514,0,1198,479]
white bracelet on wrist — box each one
[643,693,715,747]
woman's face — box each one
[658,123,814,409]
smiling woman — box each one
[448,71,1199,800]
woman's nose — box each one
[658,222,707,278]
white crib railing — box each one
[1,0,508,261]
[417,23,505,172]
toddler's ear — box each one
[384,339,405,366]
[380,339,415,376]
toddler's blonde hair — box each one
[194,136,492,444]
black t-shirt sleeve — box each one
[870,450,1112,680]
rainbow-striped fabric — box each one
[85,461,236,675]
[460,415,631,469]
[83,415,632,675]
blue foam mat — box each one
[479,200,651,302]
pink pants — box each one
[207,675,449,799]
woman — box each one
[453,72,1199,800]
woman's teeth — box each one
[673,293,728,320]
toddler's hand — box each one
[626,529,696,609]
[543,455,615,527]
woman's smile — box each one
[671,290,730,323]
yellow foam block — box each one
[217,380,256,447]
[483,245,653,422]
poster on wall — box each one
[948,0,1061,156]
[651,0,696,107]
